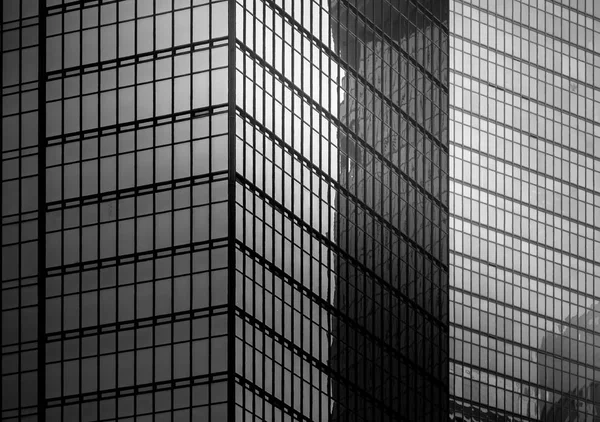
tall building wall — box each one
[449,1,600,420]
[2,1,43,421]
[2,1,450,421]
[4,0,232,420]
[328,1,450,420]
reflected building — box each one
[2,1,449,422]
[329,0,450,420]
[449,1,600,421]
[537,303,600,421]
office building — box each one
[3,0,231,420]
[328,0,450,420]
[2,0,450,421]
[449,0,600,420]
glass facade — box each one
[327,0,450,420]
[4,1,231,420]
[449,1,600,420]
[2,1,449,421]
[235,0,449,420]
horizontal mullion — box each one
[45,38,227,82]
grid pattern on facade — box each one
[2,1,43,421]
[233,0,450,420]
[3,1,451,421]
[449,0,600,420]
[233,1,340,419]
[4,0,233,421]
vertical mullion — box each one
[209,1,214,420]
[151,0,158,417]
[207,3,214,418]
[133,0,140,417]
[60,4,67,420]
[114,2,121,417]
[260,4,268,419]
[78,4,84,421]
[188,0,195,417]
[95,4,102,421]
[280,6,287,414]
[294,0,302,417]
[37,0,48,419]
[17,1,24,418]
[170,0,176,419]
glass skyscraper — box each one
[449,0,600,420]
[328,0,450,420]
[2,1,450,422]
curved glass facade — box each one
[449,0,600,420]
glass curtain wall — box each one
[449,1,600,420]
[2,1,450,421]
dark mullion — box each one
[95,4,103,420]
[309,2,318,420]
[261,6,272,408]
[261,0,270,417]
[241,5,251,416]
[151,0,158,418]
[132,0,140,417]
[16,1,23,419]
[188,1,195,417]
[169,1,176,420]
[267,6,275,417]
[255,0,268,421]
[59,1,67,419]
[294,0,302,417]
[208,2,214,419]
[280,0,287,412]
[78,4,85,421]
[114,0,122,417]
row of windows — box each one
[452,175,599,240]
[452,252,598,319]
[451,143,599,229]
[453,154,600,218]
[454,248,594,315]
[451,373,538,417]
[452,18,600,96]
[43,198,225,267]
[453,301,594,363]
[2,175,226,255]
[41,385,228,422]
[452,125,600,193]
[3,247,228,344]
[453,262,598,314]
[457,0,600,51]
[45,334,227,397]
[453,38,600,108]
[452,76,600,149]
[45,2,227,73]
[43,138,226,203]
[453,193,600,264]
[43,44,228,102]
[43,270,227,333]
[45,72,227,137]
